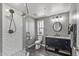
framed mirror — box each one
[53,22,62,32]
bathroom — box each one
[0,3,79,56]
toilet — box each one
[35,35,43,49]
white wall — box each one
[2,4,23,56]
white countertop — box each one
[46,36,71,39]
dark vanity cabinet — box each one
[45,37,72,55]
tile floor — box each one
[12,46,61,56]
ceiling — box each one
[6,3,72,18]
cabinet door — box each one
[46,38,60,48]
[59,39,71,51]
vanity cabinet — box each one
[45,36,72,55]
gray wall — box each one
[0,3,2,56]
[44,12,69,37]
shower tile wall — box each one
[2,4,23,56]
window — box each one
[37,20,44,35]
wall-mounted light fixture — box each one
[51,15,63,22]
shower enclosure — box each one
[22,15,36,50]
[22,4,36,51]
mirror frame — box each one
[53,22,62,32]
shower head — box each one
[9,9,14,14]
